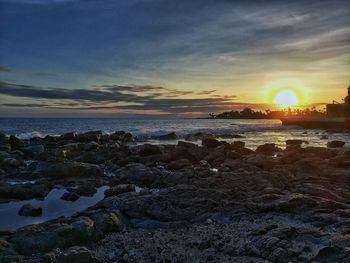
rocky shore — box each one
[0,131,350,262]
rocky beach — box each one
[0,129,349,262]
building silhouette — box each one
[326,86,350,117]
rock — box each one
[313,246,350,262]
[1,158,22,168]
[166,159,191,170]
[61,192,80,202]
[9,135,25,149]
[320,135,328,140]
[0,183,49,200]
[157,132,178,140]
[139,144,162,156]
[177,141,196,148]
[76,183,97,196]
[60,132,77,141]
[0,133,8,144]
[256,143,281,155]
[43,162,103,178]
[90,212,124,240]
[231,141,245,148]
[18,204,42,217]
[56,246,101,263]
[77,131,102,142]
[327,140,345,148]
[116,163,160,187]
[286,139,308,147]
[202,138,222,148]
[104,184,135,197]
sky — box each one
[0,0,349,117]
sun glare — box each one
[273,90,299,108]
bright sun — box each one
[273,90,299,108]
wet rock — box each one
[256,143,281,155]
[139,144,162,156]
[9,135,25,150]
[157,132,178,140]
[202,138,222,148]
[104,184,135,197]
[56,246,101,263]
[18,204,42,217]
[327,140,345,148]
[61,192,80,202]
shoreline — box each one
[0,131,350,262]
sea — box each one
[0,118,349,149]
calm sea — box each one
[0,118,349,149]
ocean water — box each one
[0,118,349,149]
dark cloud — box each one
[0,80,239,115]
[0,66,11,72]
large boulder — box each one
[18,204,42,217]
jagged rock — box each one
[18,204,42,217]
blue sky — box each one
[0,0,349,117]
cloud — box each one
[0,66,11,72]
[0,80,240,115]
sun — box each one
[273,90,299,108]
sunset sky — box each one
[0,0,349,117]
